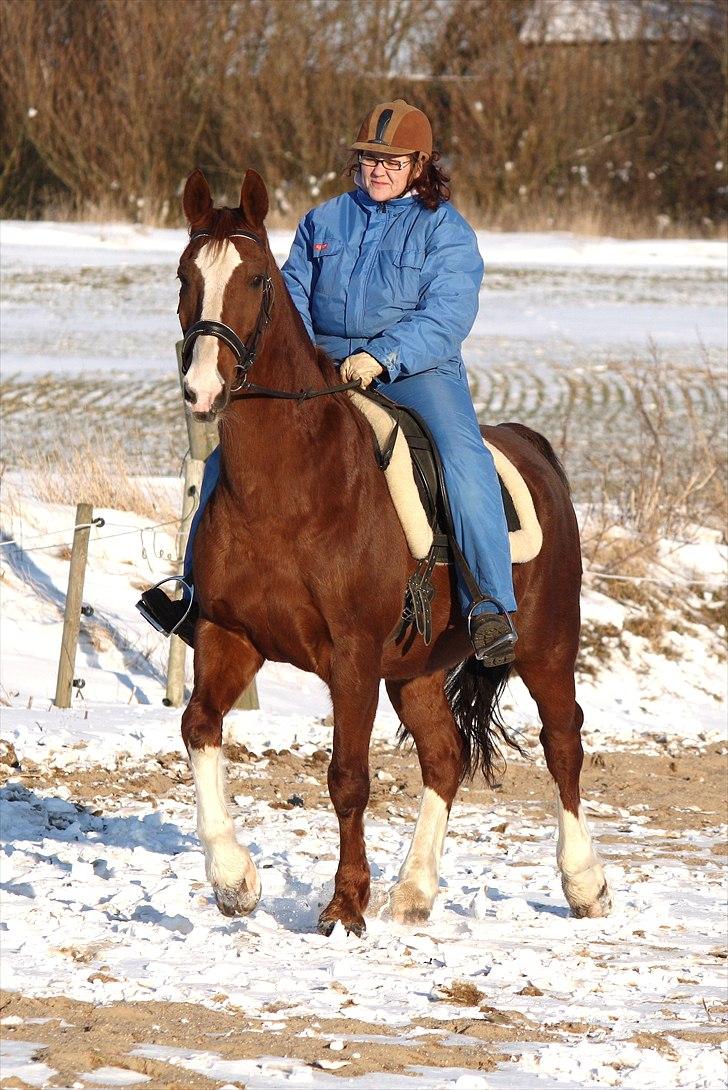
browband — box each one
[188,228,264,248]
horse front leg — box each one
[385,674,464,924]
[318,644,380,937]
[181,619,263,917]
[520,660,611,918]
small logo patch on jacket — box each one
[314,242,329,252]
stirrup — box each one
[467,597,518,666]
[136,576,195,638]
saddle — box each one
[386,400,521,559]
[349,387,541,644]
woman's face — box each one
[359,153,422,201]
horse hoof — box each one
[565,875,612,920]
[317,913,366,938]
[213,882,260,918]
[388,881,434,924]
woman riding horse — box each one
[142,99,517,666]
[135,136,611,936]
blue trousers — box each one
[184,365,516,617]
[374,365,515,616]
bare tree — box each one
[1,0,725,227]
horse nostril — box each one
[183,382,197,405]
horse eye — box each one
[250,275,263,288]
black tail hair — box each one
[444,657,525,785]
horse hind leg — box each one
[520,659,611,918]
[181,620,263,917]
[385,674,464,924]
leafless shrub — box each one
[574,352,727,658]
[1,0,725,231]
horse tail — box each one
[500,422,571,494]
[444,658,526,786]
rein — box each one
[234,378,362,402]
[181,227,361,403]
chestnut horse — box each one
[177,168,611,936]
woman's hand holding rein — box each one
[340,352,384,388]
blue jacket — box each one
[281,187,484,382]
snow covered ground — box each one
[1,219,726,379]
[0,480,726,1089]
[0,219,726,1087]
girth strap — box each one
[375,416,400,471]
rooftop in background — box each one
[519,0,724,44]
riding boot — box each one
[136,579,198,648]
[470,611,518,668]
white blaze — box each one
[185,241,242,411]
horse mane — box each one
[191,207,255,257]
[314,346,341,385]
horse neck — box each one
[217,264,361,501]
[245,262,329,392]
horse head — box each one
[178,169,273,421]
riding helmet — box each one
[350,99,433,160]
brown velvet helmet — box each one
[350,99,433,160]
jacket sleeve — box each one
[281,214,316,343]
[364,216,484,381]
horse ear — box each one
[239,169,268,228]
[183,169,213,227]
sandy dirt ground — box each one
[10,737,727,836]
[1,739,725,1088]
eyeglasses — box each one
[358,152,412,172]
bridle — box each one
[179,227,362,404]
[180,229,275,394]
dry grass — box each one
[568,354,727,664]
[579,525,726,666]
[16,438,178,523]
[459,194,728,241]
[577,356,726,563]
[18,192,728,241]
[434,980,485,1007]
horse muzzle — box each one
[183,376,228,420]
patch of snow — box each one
[0,1039,57,1087]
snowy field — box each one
[1,220,726,487]
[0,219,727,1088]
[0,487,726,1089]
[1,220,726,379]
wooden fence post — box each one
[164,456,204,707]
[165,343,259,711]
[54,502,93,709]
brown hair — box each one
[410,152,451,211]
[344,151,451,211]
